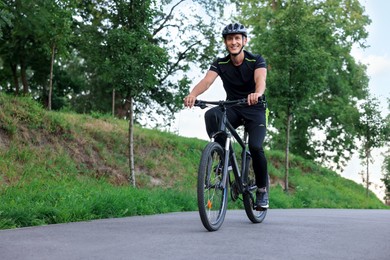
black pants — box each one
[204,104,268,188]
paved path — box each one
[0,209,389,260]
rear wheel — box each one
[197,142,228,231]
[243,164,269,223]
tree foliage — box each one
[381,99,390,203]
[71,0,169,115]
[145,0,229,126]
[0,0,13,39]
[68,0,230,124]
[382,151,390,203]
[2,0,387,191]
[0,0,230,186]
[357,96,388,196]
[236,0,371,172]
[0,0,229,125]
[0,0,74,104]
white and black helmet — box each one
[222,23,247,38]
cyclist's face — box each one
[224,34,246,55]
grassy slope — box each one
[0,93,388,229]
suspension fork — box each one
[241,131,252,192]
[219,134,231,189]
[241,131,249,179]
[220,134,245,192]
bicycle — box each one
[194,98,269,231]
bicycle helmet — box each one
[222,23,247,38]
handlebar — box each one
[194,98,247,109]
[194,96,265,109]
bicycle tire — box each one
[243,165,269,223]
[197,142,228,231]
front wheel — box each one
[197,142,228,231]
[243,166,269,223]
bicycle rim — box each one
[197,142,228,231]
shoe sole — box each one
[255,204,269,211]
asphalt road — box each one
[0,209,389,260]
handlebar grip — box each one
[194,100,207,109]
[194,97,264,108]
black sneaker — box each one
[256,187,269,209]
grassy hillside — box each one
[0,93,388,229]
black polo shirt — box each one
[209,50,266,100]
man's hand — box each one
[184,95,197,108]
[247,92,262,106]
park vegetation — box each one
[0,0,389,228]
[0,93,388,229]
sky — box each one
[171,0,390,200]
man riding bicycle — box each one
[184,22,269,209]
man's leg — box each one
[204,107,222,138]
[246,110,268,209]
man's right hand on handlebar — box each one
[184,95,197,108]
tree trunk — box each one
[20,58,28,94]
[48,43,56,111]
[366,148,370,197]
[128,97,136,187]
[284,110,292,193]
[271,0,277,10]
[10,63,19,95]
[112,89,115,117]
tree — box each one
[0,0,73,105]
[236,0,371,190]
[1,0,230,117]
[380,99,390,203]
[71,0,229,124]
[103,27,168,186]
[40,1,74,110]
[381,150,390,204]
[72,0,173,186]
[0,0,13,39]
[0,0,33,94]
[0,0,13,91]
[357,96,387,197]
[1,0,231,185]
[69,0,231,185]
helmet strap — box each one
[229,45,244,56]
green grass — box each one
[0,179,197,229]
[0,93,388,230]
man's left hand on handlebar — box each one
[247,93,263,106]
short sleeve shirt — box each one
[209,50,266,100]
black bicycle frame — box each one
[211,104,250,194]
